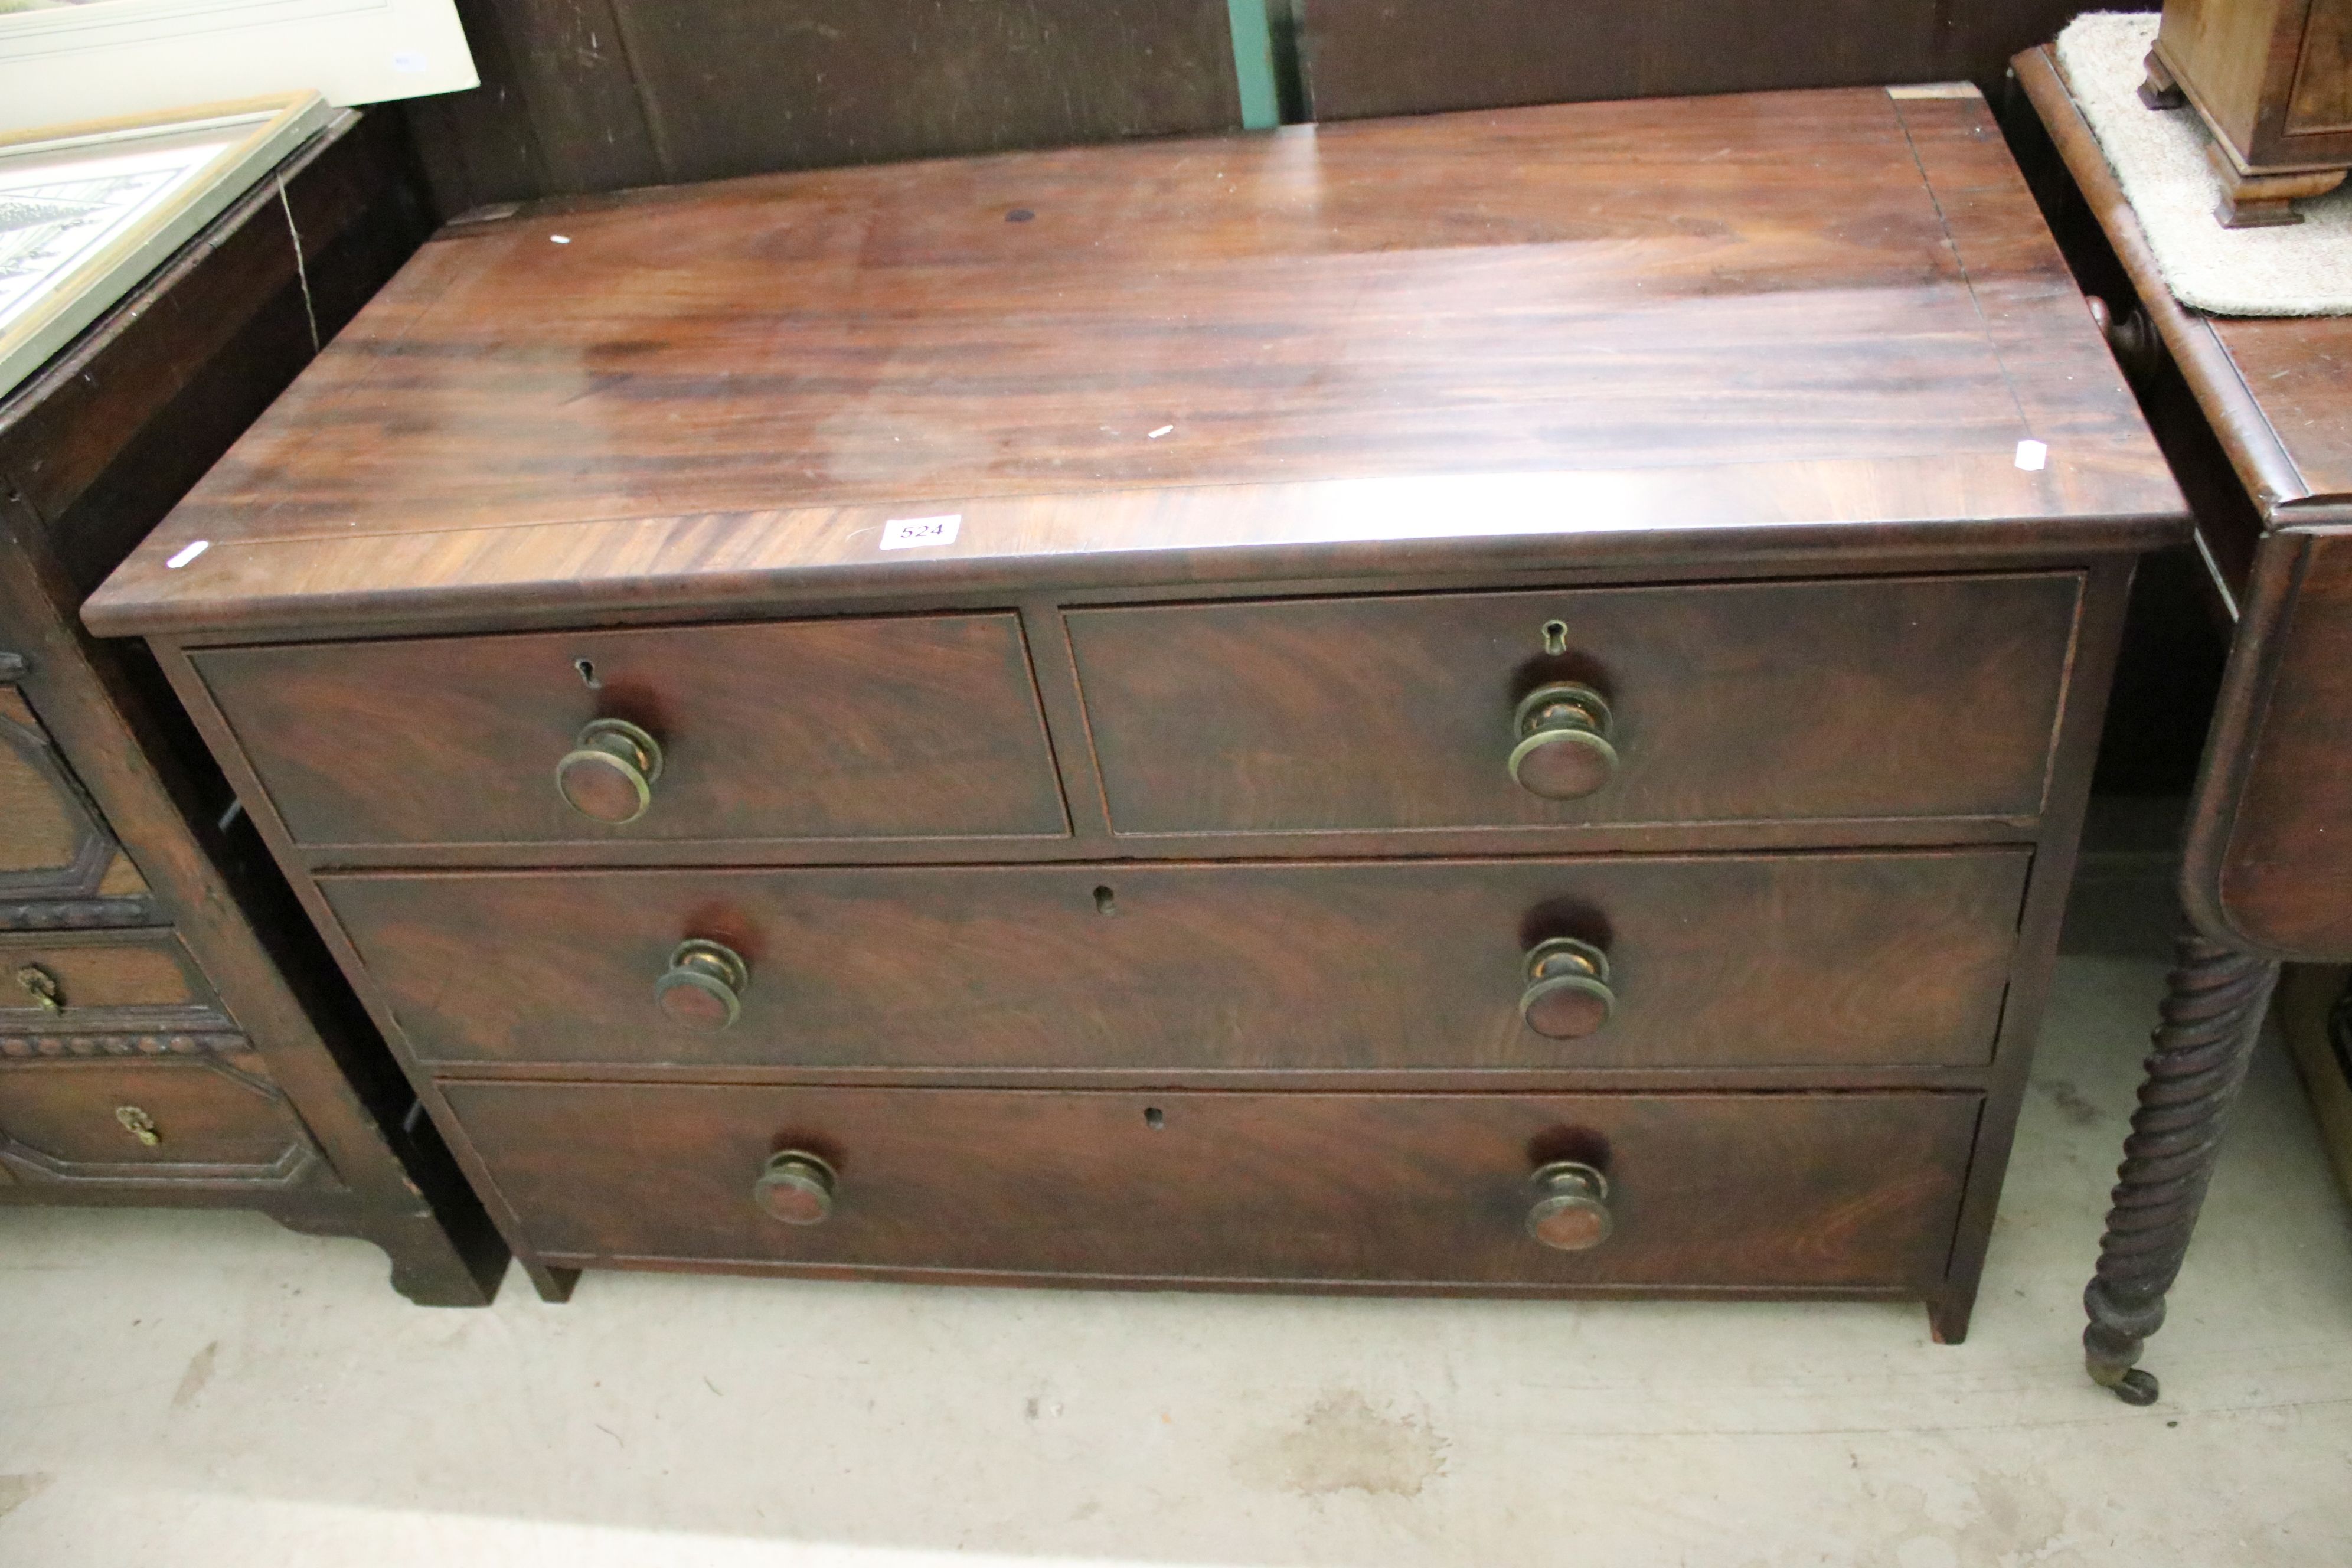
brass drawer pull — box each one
[1519,937,1615,1039]
[1507,681,1619,799]
[556,717,664,824]
[1526,1161,1612,1250]
[655,939,749,1031]
[754,1151,837,1224]
[15,963,61,1013]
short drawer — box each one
[1065,574,2082,835]
[192,614,1067,848]
[325,850,2028,1072]
[0,930,224,1028]
[0,1054,313,1181]
[2,684,122,901]
[444,1083,1979,1290]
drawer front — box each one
[0,930,223,1028]
[1,684,119,899]
[445,1083,1979,1289]
[326,851,2028,1072]
[1066,574,2081,835]
[0,1056,313,1180]
[193,615,1068,848]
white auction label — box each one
[880,514,962,550]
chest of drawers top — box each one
[86,87,2183,643]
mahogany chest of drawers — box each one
[87,86,2187,1338]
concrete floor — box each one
[4,950,2351,1565]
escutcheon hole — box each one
[1094,886,1117,915]
[574,658,600,689]
[1541,620,1569,656]
[1143,1106,1165,1129]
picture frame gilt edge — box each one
[0,90,334,404]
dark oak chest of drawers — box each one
[2,112,500,1304]
[88,86,2187,1337]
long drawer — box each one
[1066,574,2082,835]
[442,1083,1979,1289]
[191,613,1069,848]
[0,1054,313,1182]
[325,850,2028,1072]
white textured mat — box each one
[2056,12,2352,316]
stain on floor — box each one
[171,1342,218,1411]
[2036,1077,2103,1128]
[1244,1389,1448,1498]
[0,1472,53,1521]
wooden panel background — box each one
[397,2,2148,218]
[404,0,1246,217]
[1291,1,2145,122]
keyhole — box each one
[1093,886,1117,915]
[1143,1106,1165,1129]
[1541,620,1569,656]
[574,658,600,689]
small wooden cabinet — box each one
[88,87,2188,1339]
[2140,0,2352,223]
[0,112,504,1304]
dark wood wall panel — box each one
[1293,2,2144,120]
[403,0,1242,217]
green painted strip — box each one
[1227,0,1281,130]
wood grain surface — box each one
[1069,574,2083,834]
[2205,324,2352,505]
[194,614,1067,848]
[86,90,2184,640]
[0,688,99,886]
[442,1082,1980,1289]
[0,930,218,1020]
[0,1057,307,1174]
[2209,531,2352,952]
[321,851,2028,1073]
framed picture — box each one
[0,1,477,132]
[0,92,332,401]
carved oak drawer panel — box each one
[0,929,226,1030]
[0,1053,318,1185]
[192,614,1068,849]
[443,1083,1979,1289]
[0,684,146,914]
[1066,574,2083,835]
[323,850,2028,1073]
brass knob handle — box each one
[15,963,61,1013]
[1508,682,1619,799]
[655,939,747,1031]
[556,718,664,824]
[1519,937,1614,1039]
[1526,1161,1612,1250]
[754,1151,836,1224]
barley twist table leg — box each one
[2083,930,2277,1404]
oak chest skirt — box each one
[84,85,2188,1336]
